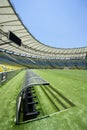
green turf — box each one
[0,70,26,130]
[0,69,87,130]
[34,85,57,115]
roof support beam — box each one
[0,42,11,46]
[0,28,7,37]
[0,6,11,8]
[0,19,19,24]
[13,28,25,32]
[0,13,15,15]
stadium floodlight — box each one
[8,31,21,46]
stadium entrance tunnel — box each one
[15,70,75,125]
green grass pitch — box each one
[0,69,87,130]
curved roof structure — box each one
[0,0,87,59]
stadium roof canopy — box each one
[0,0,87,59]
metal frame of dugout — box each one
[15,69,49,125]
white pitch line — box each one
[49,107,73,117]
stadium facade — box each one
[0,0,87,69]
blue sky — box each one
[10,0,87,48]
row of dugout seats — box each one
[22,87,40,121]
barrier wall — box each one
[0,69,22,85]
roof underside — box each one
[0,0,87,59]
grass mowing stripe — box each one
[49,85,75,107]
[50,84,75,106]
[41,85,60,111]
[47,85,71,108]
[34,85,55,115]
[42,85,64,110]
[46,85,68,109]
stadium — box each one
[0,0,87,130]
